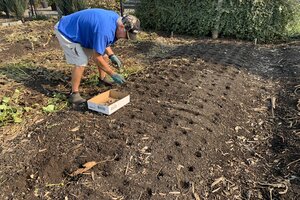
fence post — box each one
[120,0,123,16]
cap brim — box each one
[127,31,137,40]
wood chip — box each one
[169,191,181,195]
[253,107,268,112]
[70,126,80,132]
[38,148,47,153]
[70,161,97,177]
[211,176,225,188]
[193,192,201,200]
[91,171,95,181]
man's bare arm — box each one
[105,46,114,56]
[92,51,115,75]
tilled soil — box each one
[0,21,300,200]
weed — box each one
[42,92,68,113]
[83,73,99,86]
[0,89,31,126]
[119,65,143,78]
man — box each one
[54,8,140,104]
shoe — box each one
[98,76,115,87]
[69,92,86,104]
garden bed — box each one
[0,20,299,199]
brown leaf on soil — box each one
[70,161,97,177]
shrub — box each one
[86,0,120,10]
[55,0,87,15]
[0,0,27,20]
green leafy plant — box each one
[0,89,31,126]
[84,73,100,86]
[42,92,68,113]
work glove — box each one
[109,54,122,68]
[111,73,126,85]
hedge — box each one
[136,0,300,42]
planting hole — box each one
[174,141,181,147]
[167,155,173,161]
[180,180,190,189]
[188,166,194,172]
[147,188,153,196]
[194,151,202,158]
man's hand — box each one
[109,55,122,68]
[111,73,126,84]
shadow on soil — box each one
[0,64,70,96]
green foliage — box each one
[54,0,120,14]
[47,0,57,5]
[0,0,10,17]
[0,89,31,126]
[0,0,26,19]
[136,0,300,42]
[56,0,87,15]
[84,73,99,86]
[42,92,68,113]
[286,1,300,37]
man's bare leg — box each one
[71,66,85,93]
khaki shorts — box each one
[54,22,93,67]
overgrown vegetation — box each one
[136,0,300,42]
[0,0,26,20]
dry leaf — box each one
[70,161,97,177]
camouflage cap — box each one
[122,15,140,40]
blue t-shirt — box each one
[58,8,119,55]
